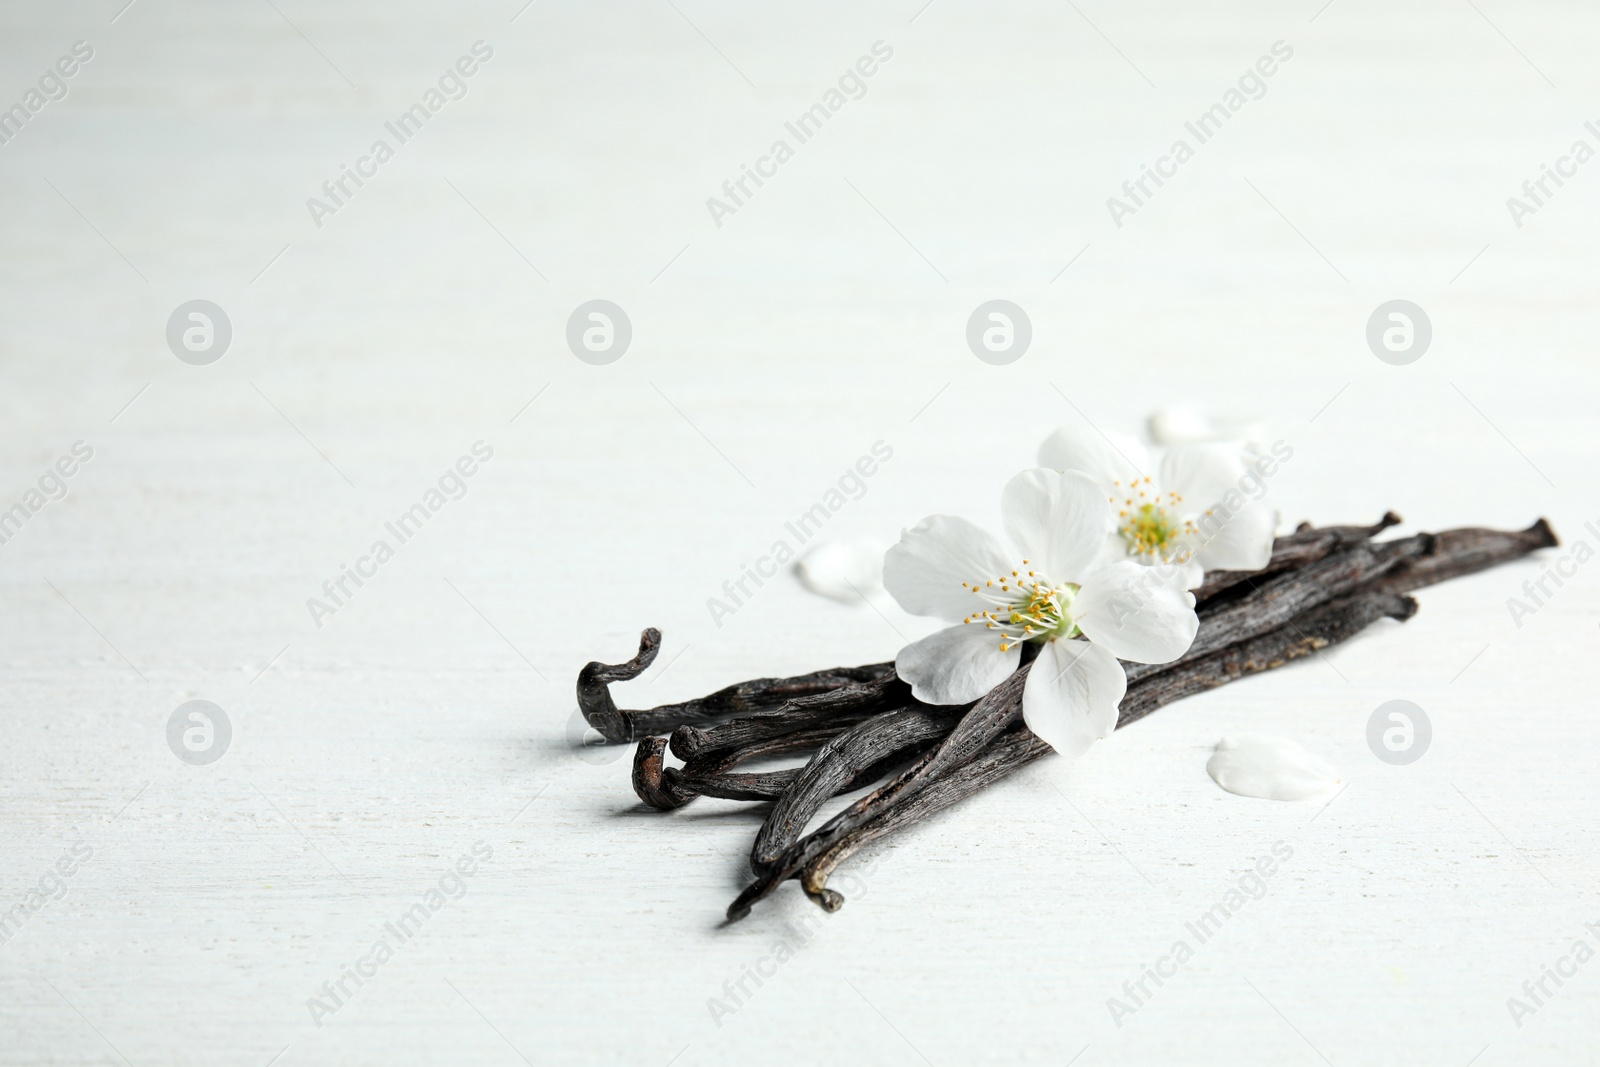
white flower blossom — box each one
[883,469,1199,757]
[1038,425,1278,588]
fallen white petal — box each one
[1148,404,1270,452]
[795,537,886,603]
[1205,734,1340,801]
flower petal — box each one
[1000,469,1115,582]
[883,515,1014,622]
[1037,425,1148,489]
[1148,405,1270,452]
[1169,553,1206,590]
[794,537,886,603]
[1022,639,1127,757]
[1159,443,1247,512]
[1073,559,1199,664]
[895,623,1021,705]
[1192,501,1278,573]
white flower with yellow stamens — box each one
[1038,425,1277,588]
[883,469,1198,757]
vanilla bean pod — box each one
[578,627,892,743]
[673,735,948,803]
[782,589,1420,916]
[749,703,967,871]
[1372,518,1557,595]
[634,723,854,809]
[668,676,908,761]
[1124,532,1434,686]
[643,716,934,809]
[632,737,698,809]
[727,747,942,920]
[797,723,1047,911]
[1194,512,1402,604]
[1195,532,1433,635]
[1115,590,1418,728]
[630,677,911,809]
[633,678,916,809]
[726,668,1030,918]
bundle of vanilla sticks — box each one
[576,514,1554,921]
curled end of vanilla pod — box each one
[806,886,846,913]
[577,628,662,743]
[631,736,697,810]
[576,629,900,746]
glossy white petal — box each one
[1206,735,1340,801]
[1192,501,1278,573]
[1159,443,1247,514]
[1000,469,1114,582]
[794,537,886,602]
[883,515,1013,622]
[1148,405,1270,452]
[1172,554,1206,590]
[895,623,1021,706]
[1022,639,1127,758]
[1037,425,1148,489]
[1073,560,1199,664]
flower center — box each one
[1113,478,1198,564]
[961,561,1081,652]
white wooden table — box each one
[2,1,1597,1063]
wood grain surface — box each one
[1,1,1596,1063]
